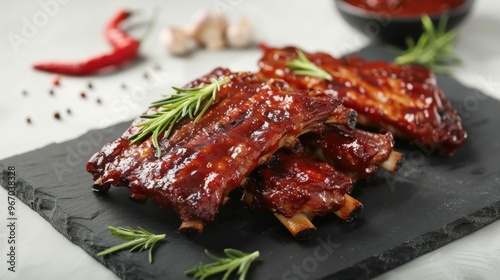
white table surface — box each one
[1,0,500,279]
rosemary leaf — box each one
[186,248,260,280]
[287,49,333,81]
[96,226,166,264]
[395,15,461,74]
[130,76,230,157]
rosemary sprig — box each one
[287,49,333,81]
[130,76,230,157]
[96,226,166,264]
[395,15,461,74]
[185,248,260,280]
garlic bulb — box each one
[159,26,194,56]
[188,10,227,50]
[226,17,253,48]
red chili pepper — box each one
[33,9,141,76]
[105,9,135,49]
[33,43,139,75]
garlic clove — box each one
[226,17,253,48]
[200,26,226,50]
[188,10,228,50]
[159,26,195,56]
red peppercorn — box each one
[53,75,60,86]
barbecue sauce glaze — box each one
[344,0,464,16]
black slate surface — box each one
[2,43,500,280]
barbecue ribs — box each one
[243,148,362,239]
[257,46,467,155]
[87,69,356,234]
[301,125,403,180]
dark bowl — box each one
[334,0,474,46]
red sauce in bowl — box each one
[343,0,465,16]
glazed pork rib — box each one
[243,148,362,239]
[301,125,403,180]
[242,125,399,238]
[87,69,355,235]
[257,46,467,155]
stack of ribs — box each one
[87,46,466,239]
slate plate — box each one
[2,43,500,280]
